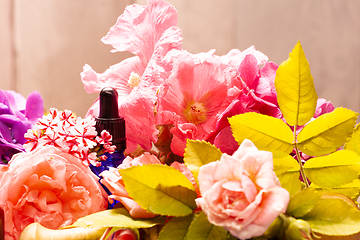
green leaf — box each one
[286,188,322,218]
[70,208,165,229]
[345,123,360,155]
[273,155,300,176]
[273,155,302,196]
[275,41,318,126]
[120,164,197,217]
[183,140,222,183]
[311,179,360,202]
[185,212,230,240]
[229,112,294,157]
[302,196,360,236]
[297,107,358,156]
[158,215,194,240]
[304,150,360,188]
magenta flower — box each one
[0,90,43,163]
[81,0,182,152]
[212,54,281,154]
[156,50,241,156]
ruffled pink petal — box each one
[100,169,129,198]
[314,98,335,118]
[232,139,259,160]
[101,0,177,61]
[254,187,289,225]
[170,123,198,156]
[119,153,161,169]
[81,56,143,95]
[118,94,158,152]
[215,99,253,131]
[213,126,239,155]
[255,62,278,104]
[197,154,243,195]
[238,54,259,90]
[219,46,268,68]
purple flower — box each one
[0,90,43,163]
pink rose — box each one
[195,139,290,239]
[0,146,108,240]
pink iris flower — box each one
[81,0,182,152]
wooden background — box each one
[1,0,359,117]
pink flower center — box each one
[128,72,141,88]
[184,102,207,124]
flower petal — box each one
[25,91,44,125]
[102,0,177,60]
[238,54,259,90]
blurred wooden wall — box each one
[0,0,134,116]
[1,0,359,117]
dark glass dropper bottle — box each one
[90,87,126,208]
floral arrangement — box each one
[1,0,360,240]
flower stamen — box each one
[128,72,141,88]
[184,102,207,124]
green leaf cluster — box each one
[158,212,234,240]
[229,41,360,238]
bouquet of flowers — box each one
[1,0,360,240]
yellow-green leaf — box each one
[304,150,360,188]
[273,155,302,196]
[158,215,194,240]
[183,140,222,183]
[70,208,165,229]
[297,107,358,156]
[184,212,230,240]
[311,179,360,201]
[275,41,318,126]
[120,164,197,217]
[286,188,322,218]
[302,197,360,236]
[345,123,360,155]
[229,112,294,157]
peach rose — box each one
[0,146,108,240]
[195,139,290,239]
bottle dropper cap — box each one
[96,87,126,151]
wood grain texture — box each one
[14,0,134,116]
[0,0,14,90]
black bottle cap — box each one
[96,87,126,151]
